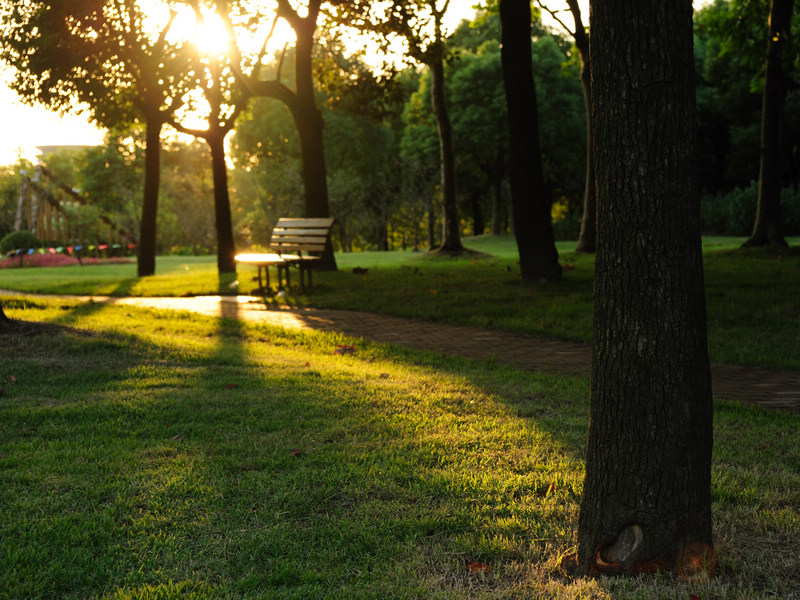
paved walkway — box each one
[94,295,800,415]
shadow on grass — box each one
[4,297,798,598]
[0,298,591,598]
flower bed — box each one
[0,251,135,269]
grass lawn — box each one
[2,235,798,369]
[1,297,798,599]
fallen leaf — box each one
[334,345,356,355]
[225,383,238,389]
[9,375,17,384]
[171,434,182,441]
[379,373,390,379]
[304,362,311,367]
[466,562,491,574]
[690,595,702,600]
[289,448,303,456]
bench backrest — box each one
[270,217,335,256]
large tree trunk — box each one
[430,52,463,253]
[499,0,561,282]
[744,0,793,248]
[208,131,237,274]
[578,0,714,576]
[137,117,163,277]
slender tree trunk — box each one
[470,190,485,236]
[578,0,714,576]
[499,0,561,282]
[430,53,463,253]
[291,5,337,270]
[490,150,505,235]
[744,0,793,248]
[572,13,596,253]
[137,117,163,277]
[208,131,237,274]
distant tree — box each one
[578,0,714,576]
[241,0,337,270]
[537,0,595,252]
[0,0,194,276]
[167,1,251,273]
[499,0,561,282]
[745,0,795,247]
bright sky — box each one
[1,0,714,168]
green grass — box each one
[2,235,799,368]
[1,298,798,599]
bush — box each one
[700,182,800,236]
[0,231,42,255]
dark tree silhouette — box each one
[744,0,795,248]
[499,0,562,282]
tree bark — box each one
[744,0,793,248]
[208,130,237,274]
[430,52,463,252]
[578,0,714,576]
[137,116,163,277]
[499,0,561,282]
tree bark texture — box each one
[430,53,463,252]
[744,0,794,248]
[499,0,561,282]
[137,117,163,277]
[208,131,237,274]
[578,0,714,576]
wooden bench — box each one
[234,217,334,292]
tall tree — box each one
[242,0,337,270]
[0,0,193,277]
[331,0,465,253]
[744,0,795,247]
[169,1,251,274]
[578,0,715,576]
[499,0,561,282]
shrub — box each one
[0,231,42,255]
[700,182,800,236]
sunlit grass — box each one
[1,298,798,598]
[2,235,800,369]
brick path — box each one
[105,295,800,414]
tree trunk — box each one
[430,52,463,253]
[0,302,11,328]
[570,3,596,254]
[744,0,793,248]
[490,149,505,235]
[499,0,561,282]
[137,117,163,277]
[291,5,337,270]
[470,190,485,236]
[208,131,237,274]
[578,0,714,577]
